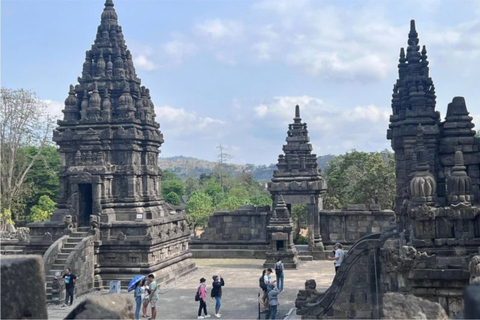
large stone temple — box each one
[295,20,480,319]
[24,0,195,301]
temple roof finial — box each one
[105,0,114,7]
[101,0,118,24]
[295,105,300,119]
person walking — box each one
[55,268,78,307]
[147,274,158,319]
[133,278,144,320]
[268,281,280,319]
[328,242,345,273]
[197,278,210,319]
[274,259,284,291]
[211,275,225,318]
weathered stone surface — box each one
[65,294,134,319]
[1,255,47,319]
[382,293,449,320]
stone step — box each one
[58,253,70,258]
[299,255,313,261]
[72,232,89,237]
[54,259,67,265]
[52,264,66,270]
[61,248,75,254]
[63,243,78,249]
[298,251,313,256]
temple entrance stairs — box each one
[296,245,313,261]
[45,228,89,302]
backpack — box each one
[275,264,283,276]
[195,287,200,301]
[259,276,266,290]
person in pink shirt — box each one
[197,278,210,319]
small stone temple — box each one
[24,0,195,302]
[295,20,480,319]
[268,105,328,259]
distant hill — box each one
[158,155,335,181]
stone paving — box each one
[48,258,335,319]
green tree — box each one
[23,146,60,215]
[1,88,55,222]
[215,195,241,211]
[28,195,56,222]
[186,191,213,232]
[229,186,249,202]
[323,150,396,210]
[249,194,272,207]
[291,204,308,243]
[165,192,181,206]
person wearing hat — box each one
[197,278,210,319]
[328,243,345,273]
[211,275,225,318]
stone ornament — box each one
[469,255,480,284]
[447,150,472,206]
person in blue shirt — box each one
[133,278,146,320]
[267,281,280,319]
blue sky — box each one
[2,0,480,165]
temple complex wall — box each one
[320,205,395,247]
[190,205,270,259]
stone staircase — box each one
[296,245,313,261]
[45,228,89,302]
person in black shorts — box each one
[55,268,78,307]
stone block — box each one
[65,294,134,319]
[372,227,381,233]
[382,292,448,319]
[1,255,48,320]
[358,227,367,233]
[358,221,370,227]
[346,204,366,211]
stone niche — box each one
[190,205,270,259]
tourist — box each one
[274,259,284,291]
[197,277,210,319]
[259,270,268,310]
[142,279,150,318]
[148,274,158,319]
[328,242,345,273]
[211,275,225,318]
[54,268,78,307]
[263,269,273,309]
[268,281,280,319]
[134,278,144,320]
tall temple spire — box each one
[294,105,301,123]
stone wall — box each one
[190,205,270,258]
[64,236,96,299]
[320,204,395,246]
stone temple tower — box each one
[28,0,195,290]
[268,105,327,259]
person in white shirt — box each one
[328,242,345,273]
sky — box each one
[2,0,480,165]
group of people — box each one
[133,274,158,320]
[195,275,225,319]
[259,259,284,319]
[58,245,344,320]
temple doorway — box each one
[78,183,93,226]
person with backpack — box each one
[196,277,210,319]
[259,270,268,310]
[211,275,225,318]
[274,259,284,291]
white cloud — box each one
[163,34,197,65]
[134,54,157,71]
[195,19,244,41]
[253,95,391,155]
[42,99,64,119]
[155,105,225,137]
